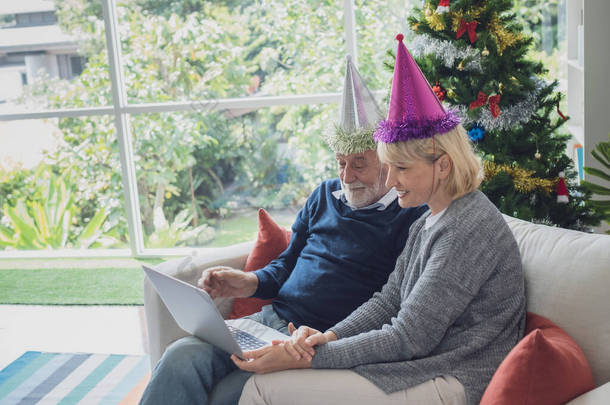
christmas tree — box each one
[392,0,603,230]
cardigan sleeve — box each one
[312,215,511,369]
[328,239,412,338]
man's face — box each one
[336,149,389,208]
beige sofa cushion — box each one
[505,216,610,387]
[566,382,610,404]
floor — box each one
[0,305,149,371]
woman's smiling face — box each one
[384,153,453,215]
[385,159,434,210]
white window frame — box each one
[0,0,361,258]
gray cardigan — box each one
[311,190,526,404]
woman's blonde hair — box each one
[377,125,483,199]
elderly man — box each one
[139,56,426,405]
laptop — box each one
[142,264,289,359]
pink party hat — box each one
[374,34,459,143]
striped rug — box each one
[0,352,150,405]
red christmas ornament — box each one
[488,94,501,118]
[557,171,569,203]
[457,18,478,43]
[469,91,488,109]
[557,101,568,121]
[437,0,450,14]
[469,91,501,118]
[432,81,446,102]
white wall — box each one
[25,53,58,80]
[0,67,25,101]
[0,119,59,170]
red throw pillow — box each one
[227,208,291,319]
[480,312,594,405]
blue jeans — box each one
[139,305,289,405]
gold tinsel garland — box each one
[488,14,522,55]
[424,6,445,31]
[417,4,521,55]
[450,7,485,32]
[484,161,556,194]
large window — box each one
[0,117,129,252]
[118,1,346,101]
[0,1,569,256]
[131,106,336,249]
[0,0,410,257]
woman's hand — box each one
[273,323,337,361]
[231,344,311,374]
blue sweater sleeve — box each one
[251,188,315,299]
[252,228,307,299]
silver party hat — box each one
[326,55,382,155]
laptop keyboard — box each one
[227,325,268,350]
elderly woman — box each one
[232,35,526,405]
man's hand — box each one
[272,323,338,361]
[273,323,319,361]
[196,266,258,299]
[231,344,311,374]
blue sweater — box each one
[253,179,426,331]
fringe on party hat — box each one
[325,55,382,154]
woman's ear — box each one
[437,155,452,179]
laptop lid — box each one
[143,264,244,357]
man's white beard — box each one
[341,180,383,208]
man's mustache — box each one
[343,182,368,191]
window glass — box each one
[513,0,565,81]
[0,0,111,110]
[0,14,16,28]
[0,117,128,251]
[355,0,413,92]
[118,0,344,103]
[130,104,337,248]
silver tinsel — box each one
[410,32,550,131]
[455,79,546,131]
[410,34,483,73]
[456,94,536,130]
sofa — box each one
[143,215,610,404]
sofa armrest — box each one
[566,382,610,405]
[144,241,254,368]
